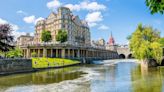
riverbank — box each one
[32,58,80,69]
[0,58,81,76]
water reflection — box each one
[0,66,85,89]
[131,65,163,92]
[89,61,164,92]
[90,62,137,92]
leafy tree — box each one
[129,24,162,64]
[146,0,164,14]
[6,47,23,58]
[56,29,68,43]
[127,35,132,40]
[159,37,164,47]
[151,42,163,64]
[0,24,14,52]
[41,30,52,42]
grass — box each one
[32,58,80,68]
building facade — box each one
[17,7,119,61]
[17,33,33,46]
[34,7,91,46]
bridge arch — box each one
[119,54,126,59]
[127,54,133,59]
[161,58,164,66]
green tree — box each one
[127,35,132,40]
[129,24,162,64]
[151,42,163,64]
[6,47,23,58]
[56,29,68,43]
[41,30,52,42]
[146,0,164,14]
[159,37,164,47]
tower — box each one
[106,32,117,51]
[108,32,115,45]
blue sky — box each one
[0,0,164,44]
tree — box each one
[126,35,132,40]
[159,37,164,47]
[146,0,164,14]
[129,24,162,64]
[151,42,163,64]
[0,24,14,52]
[56,29,68,43]
[41,30,52,42]
[6,47,23,58]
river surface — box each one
[0,59,164,92]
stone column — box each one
[38,49,40,57]
[27,48,30,58]
[77,49,80,59]
[56,49,58,58]
[43,48,47,57]
[23,50,25,58]
[62,49,65,58]
[68,49,70,58]
[51,49,53,58]
[86,50,88,58]
[72,49,75,58]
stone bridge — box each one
[117,47,132,59]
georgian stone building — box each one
[17,33,33,46]
[34,7,91,46]
[17,7,119,61]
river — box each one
[0,59,164,92]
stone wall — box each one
[0,59,33,75]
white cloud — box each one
[0,18,19,31]
[23,15,36,24]
[88,23,97,27]
[0,18,8,24]
[98,25,109,30]
[47,0,62,10]
[16,10,27,15]
[0,18,34,40]
[65,1,106,11]
[34,17,44,24]
[0,18,25,39]
[23,15,44,24]
[65,4,81,11]
[83,1,106,11]
[85,11,103,27]
[86,11,103,23]
[13,31,26,39]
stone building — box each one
[97,38,105,46]
[17,7,119,61]
[17,33,33,46]
[91,38,105,47]
[34,7,91,46]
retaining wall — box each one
[0,59,34,75]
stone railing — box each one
[19,42,106,50]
